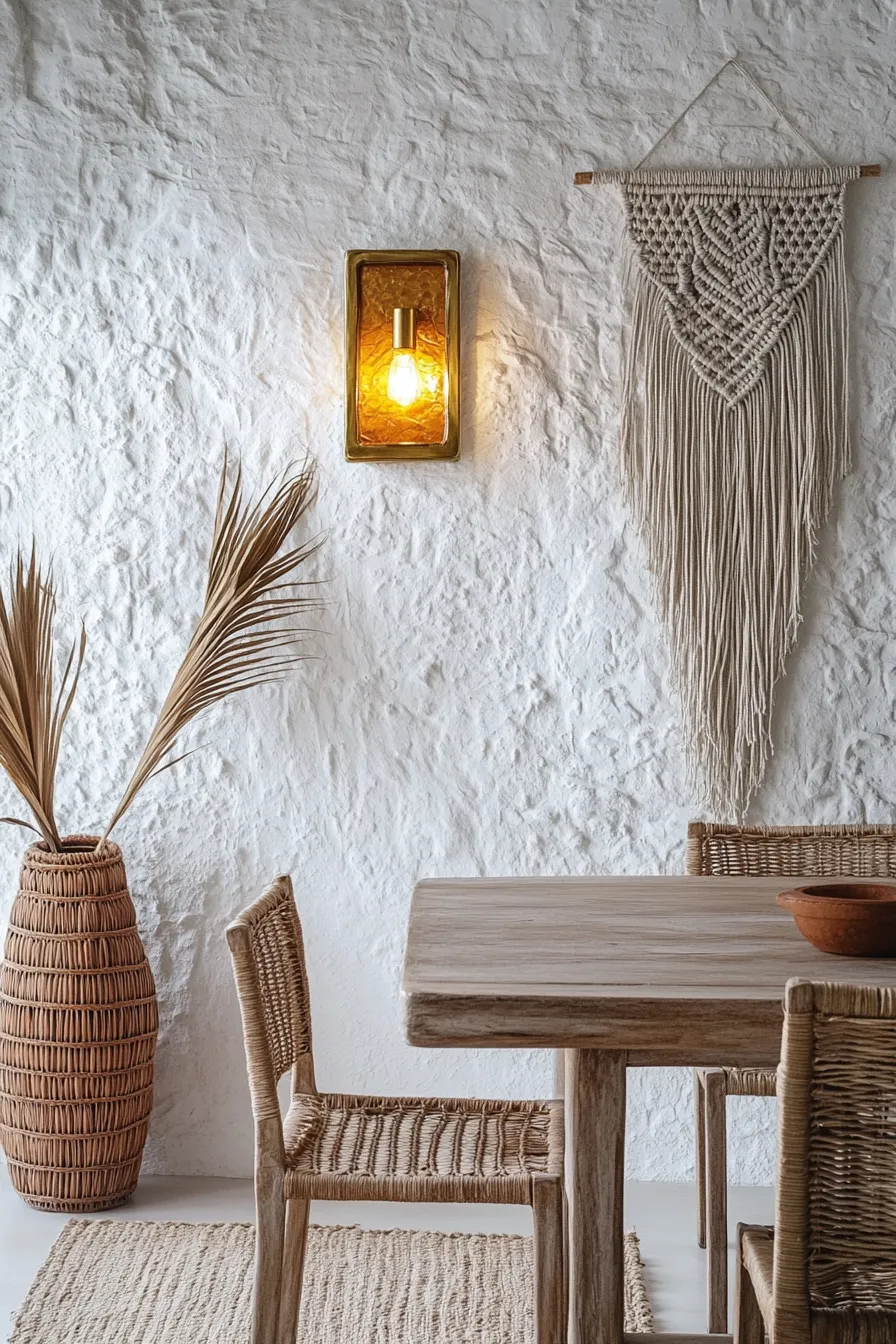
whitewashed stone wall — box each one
[0,0,893,1182]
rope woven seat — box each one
[688,820,896,1335]
[227,876,566,1344]
[736,980,896,1344]
[284,1092,562,1203]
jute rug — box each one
[10,1219,653,1341]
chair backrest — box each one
[773,980,896,1343]
[226,875,316,1123]
[687,821,896,877]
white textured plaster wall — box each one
[0,0,895,1184]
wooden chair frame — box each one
[688,820,896,1333]
[227,876,567,1344]
[736,979,896,1343]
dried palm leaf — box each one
[0,551,86,851]
[102,457,320,841]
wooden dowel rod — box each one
[575,164,880,185]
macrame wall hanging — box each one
[576,59,878,819]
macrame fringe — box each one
[621,234,849,819]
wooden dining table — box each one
[402,875,896,1344]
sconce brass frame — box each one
[344,249,460,462]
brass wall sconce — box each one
[344,250,460,461]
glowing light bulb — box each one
[387,350,422,406]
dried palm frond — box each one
[0,551,86,851]
[102,457,320,841]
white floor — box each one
[0,1165,773,1339]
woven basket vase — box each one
[0,836,157,1211]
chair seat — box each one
[721,1066,778,1097]
[741,1225,775,1329]
[283,1092,563,1203]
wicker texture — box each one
[689,822,896,1105]
[719,1067,778,1097]
[737,980,896,1344]
[227,876,566,1344]
[227,878,563,1204]
[741,1225,775,1324]
[250,888,313,1086]
[284,1092,562,1203]
[0,837,157,1211]
[228,878,314,1123]
[688,820,896,879]
[807,986,896,1314]
[689,821,896,1335]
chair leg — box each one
[278,1197,310,1344]
[561,1185,569,1329]
[253,1165,286,1344]
[704,1069,729,1335]
[694,1068,707,1249]
[553,1049,565,1099]
[734,1225,764,1344]
[533,1179,566,1344]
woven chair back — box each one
[775,980,896,1344]
[226,876,315,1119]
[687,822,896,878]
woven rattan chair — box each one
[736,978,896,1344]
[227,876,566,1344]
[689,821,896,1334]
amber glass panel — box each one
[356,262,447,446]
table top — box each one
[402,875,896,1063]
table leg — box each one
[565,1048,626,1344]
[704,1069,729,1334]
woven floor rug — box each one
[10,1219,653,1341]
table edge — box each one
[404,989,785,1061]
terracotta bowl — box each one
[777,883,896,957]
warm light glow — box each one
[387,350,422,406]
[345,252,459,459]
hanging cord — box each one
[634,57,832,168]
[574,57,883,183]
[727,59,833,164]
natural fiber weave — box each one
[228,878,564,1204]
[0,837,157,1211]
[739,979,896,1344]
[623,1227,654,1334]
[690,823,896,1117]
[250,884,313,1088]
[283,1092,563,1203]
[718,1067,778,1098]
[227,876,568,1343]
[807,996,896,1313]
[688,821,896,880]
[228,877,315,1124]
[615,167,859,818]
[8,1218,654,1341]
[689,821,896,1335]
[741,1225,775,1325]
